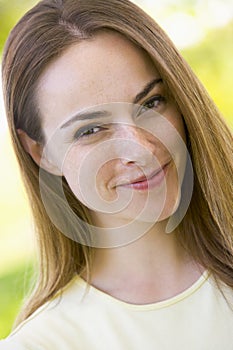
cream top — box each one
[1,270,233,350]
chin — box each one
[141,186,181,223]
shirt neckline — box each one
[75,270,210,311]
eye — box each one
[73,124,107,140]
[139,95,166,115]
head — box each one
[2,0,233,323]
[23,30,190,241]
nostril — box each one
[120,158,136,166]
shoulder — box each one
[0,276,87,350]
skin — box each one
[20,31,205,304]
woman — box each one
[1,0,232,349]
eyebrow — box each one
[133,77,162,104]
[60,77,163,129]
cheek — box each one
[145,111,188,195]
[172,120,186,145]
[165,109,187,144]
[62,150,84,203]
[96,161,116,191]
[62,146,118,211]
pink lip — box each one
[118,161,171,191]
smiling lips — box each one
[117,160,171,191]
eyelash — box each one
[138,95,166,115]
[73,124,107,140]
[73,94,166,140]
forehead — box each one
[36,31,159,133]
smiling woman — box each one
[0,0,233,349]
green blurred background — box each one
[0,0,232,339]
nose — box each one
[117,125,158,168]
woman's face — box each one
[36,31,187,229]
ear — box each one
[17,129,62,176]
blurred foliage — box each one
[0,0,232,340]
[0,2,37,339]
[0,0,37,52]
[0,0,232,123]
[0,262,34,338]
[182,21,233,126]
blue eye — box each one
[139,95,166,115]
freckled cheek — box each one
[62,156,82,197]
[61,144,86,184]
[96,160,118,191]
[166,111,187,143]
[62,147,116,199]
[173,121,187,144]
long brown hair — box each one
[2,0,233,325]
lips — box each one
[116,160,171,188]
[130,167,164,184]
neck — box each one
[81,220,205,303]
